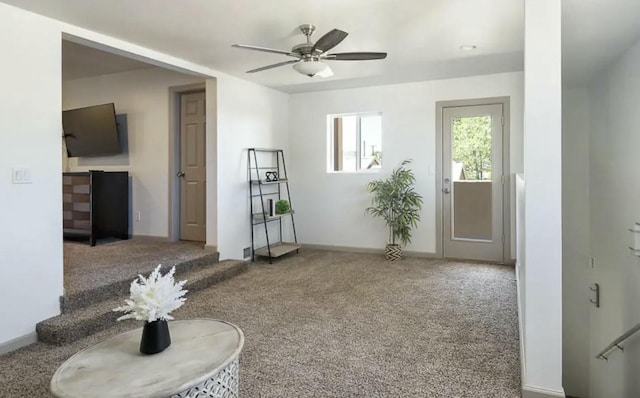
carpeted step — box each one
[61,251,220,313]
[37,259,247,346]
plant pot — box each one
[385,244,402,261]
[140,320,171,355]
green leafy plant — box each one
[275,200,290,214]
[452,116,491,180]
[365,160,423,246]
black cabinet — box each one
[63,171,129,246]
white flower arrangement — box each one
[113,265,188,323]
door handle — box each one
[177,171,185,177]
[443,187,450,194]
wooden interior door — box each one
[179,91,206,242]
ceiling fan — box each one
[232,24,387,77]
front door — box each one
[179,91,206,242]
[442,103,505,262]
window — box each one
[328,113,382,172]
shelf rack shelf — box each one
[248,148,299,263]
[252,210,295,225]
[250,178,290,185]
[254,242,302,258]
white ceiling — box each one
[6,0,524,93]
[5,0,640,92]
[562,0,640,85]
[62,40,153,80]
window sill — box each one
[327,169,382,174]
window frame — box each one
[327,111,383,173]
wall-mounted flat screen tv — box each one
[63,103,121,157]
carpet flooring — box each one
[0,250,520,397]
[64,239,208,295]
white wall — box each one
[587,35,640,398]
[516,173,526,330]
[63,68,204,238]
[59,48,290,259]
[64,68,289,258]
[0,4,64,344]
[288,72,523,255]
[522,0,564,395]
[0,3,290,346]
[53,11,291,261]
[205,79,218,251]
[562,86,590,398]
[216,76,290,260]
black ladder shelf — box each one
[248,148,300,263]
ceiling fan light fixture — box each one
[293,59,330,77]
[316,64,334,78]
[234,24,387,77]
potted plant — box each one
[275,199,291,215]
[365,160,423,261]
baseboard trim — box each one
[402,250,440,258]
[0,332,37,355]
[301,244,516,262]
[301,243,439,258]
[131,234,173,242]
[302,243,382,254]
[133,235,214,251]
[523,385,565,398]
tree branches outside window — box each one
[452,116,492,180]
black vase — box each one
[139,320,171,355]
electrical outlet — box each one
[136,211,141,221]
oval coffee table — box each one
[50,319,244,398]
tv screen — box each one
[63,103,121,157]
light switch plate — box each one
[12,168,32,184]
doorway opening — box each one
[436,97,511,263]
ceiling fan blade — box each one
[246,59,299,73]
[325,52,388,60]
[311,29,348,53]
[232,44,294,56]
